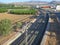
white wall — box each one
[56,5,60,10]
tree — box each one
[0,19,12,36]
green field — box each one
[0,8,8,13]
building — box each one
[56,5,60,11]
[41,6,51,8]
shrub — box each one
[16,22,22,28]
[15,22,22,32]
[0,19,12,36]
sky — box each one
[0,0,60,3]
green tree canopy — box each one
[0,19,12,36]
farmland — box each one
[0,13,34,23]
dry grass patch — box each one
[0,13,33,23]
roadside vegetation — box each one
[15,22,23,31]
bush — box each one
[0,19,12,36]
[15,22,22,32]
[16,22,22,28]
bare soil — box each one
[0,13,34,23]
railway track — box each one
[10,9,49,45]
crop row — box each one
[10,9,36,15]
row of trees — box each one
[0,19,22,36]
[0,7,33,13]
[0,4,14,8]
[10,9,36,15]
[0,8,8,13]
[0,4,30,9]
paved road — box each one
[10,10,49,45]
